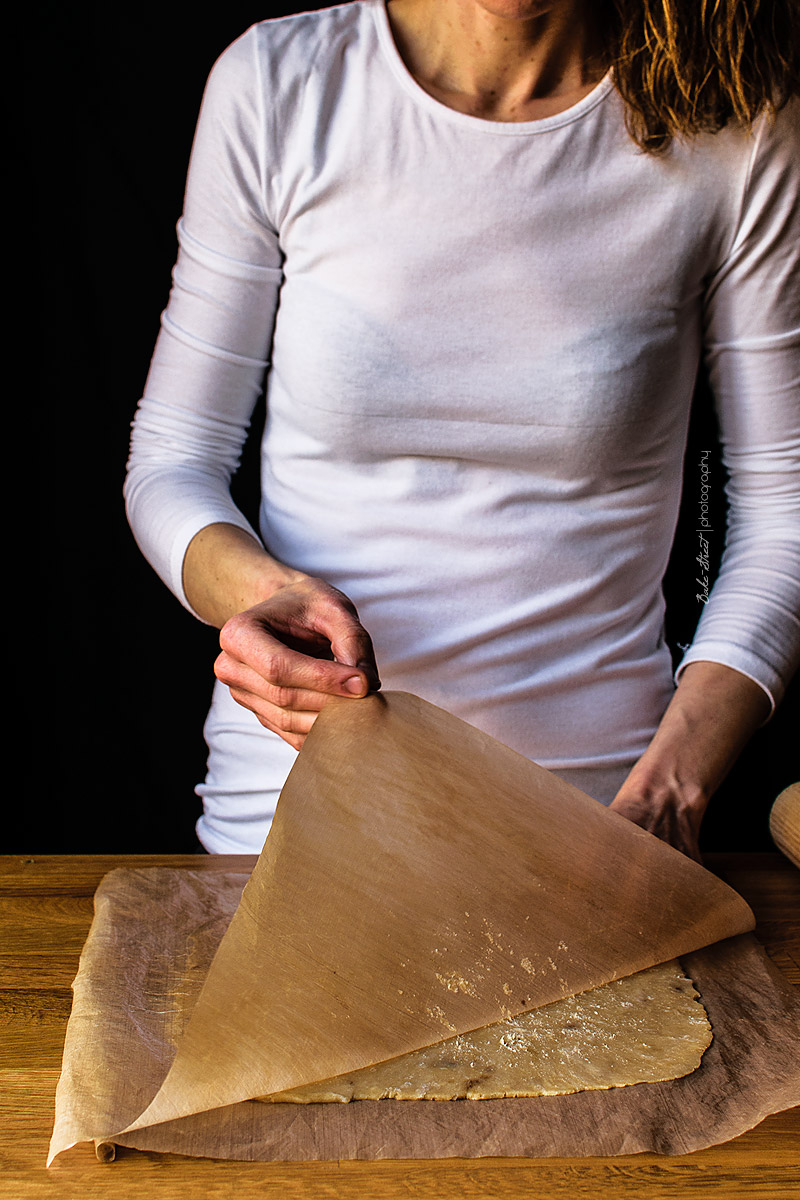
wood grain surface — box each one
[770,782,800,869]
[1,853,798,1199]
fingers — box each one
[609,793,702,861]
[219,610,371,698]
[214,643,355,751]
[214,579,380,750]
[302,590,381,690]
[643,806,702,862]
[223,678,322,751]
[214,651,339,713]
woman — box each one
[125,0,800,858]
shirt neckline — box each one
[370,0,615,135]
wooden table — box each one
[1,853,798,1199]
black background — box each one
[20,1,798,853]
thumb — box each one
[327,624,381,694]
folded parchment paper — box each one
[48,693,800,1163]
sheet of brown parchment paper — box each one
[48,692,799,1164]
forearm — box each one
[610,660,772,858]
[625,661,771,802]
[182,522,307,628]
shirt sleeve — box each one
[124,26,283,620]
[676,100,800,715]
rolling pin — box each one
[769,782,800,869]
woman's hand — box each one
[214,577,380,750]
[609,660,771,861]
[609,781,706,863]
[182,523,380,750]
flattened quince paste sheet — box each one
[260,959,713,1102]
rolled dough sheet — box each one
[260,959,711,1103]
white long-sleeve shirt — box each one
[125,1,800,853]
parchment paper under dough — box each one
[260,960,712,1102]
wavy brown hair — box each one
[602,0,800,152]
